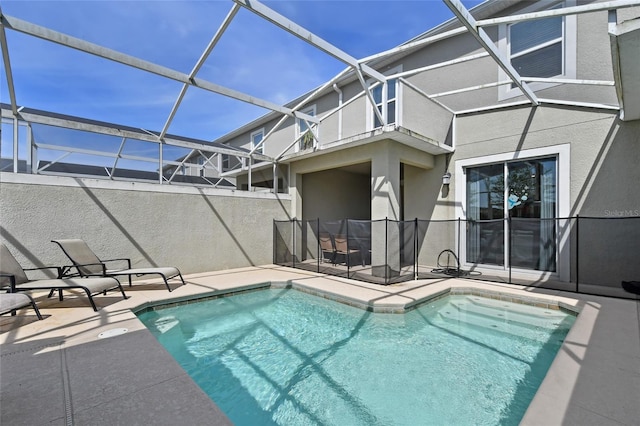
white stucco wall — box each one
[0,174,292,275]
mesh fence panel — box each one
[273,216,640,299]
[417,219,459,279]
[273,220,293,267]
[578,217,640,299]
[510,218,557,272]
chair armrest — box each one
[23,266,63,279]
[60,262,107,278]
[101,257,132,269]
[0,273,17,293]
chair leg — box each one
[82,288,99,312]
[161,273,185,292]
[161,274,172,292]
[29,297,43,320]
[114,278,128,300]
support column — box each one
[290,170,303,220]
[370,145,401,279]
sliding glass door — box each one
[466,156,557,272]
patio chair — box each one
[1,243,127,312]
[1,292,43,320]
[319,233,336,264]
[52,239,185,292]
[334,234,361,267]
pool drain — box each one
[98,328,129,339]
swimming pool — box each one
[137,288,576,425]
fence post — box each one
[292,218,296,269]
[346,219,350,277]
[385,218,388,285]
[414,218,418,280]
[457,218,461,278]
[575,215,579,293]
[317,218,320,273]
[272,219,276,265]
[508,217,512,284]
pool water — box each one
[137,289,575,425]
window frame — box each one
[497,0,576,101]
[367,65,402,130]
[455,144,570,281]
[250,128,265,155]
[296,105,317,151]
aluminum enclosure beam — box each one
[249,67,352,156]
[359,27,468,64]
[443,0,539,106]
[1,108,272,162]
[0,8,17,115]
[0,14,318,126]
[160,3,241,140]
[476,0,640,27]
[233,0,386,83]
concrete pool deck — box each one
[1,265,638,425]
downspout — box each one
[333,83,343,140]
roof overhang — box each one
[221,125,453,178]
[279,125,454,164]
[610,18,640,121]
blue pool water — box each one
[137,289,575,425]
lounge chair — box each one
[334,234,360,267]
[52,239,185,292]
[1,243,127,312]
[0,292,43,320]
[319,233,336,264]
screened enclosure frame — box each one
[2,0,638,190]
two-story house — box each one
[214,0,640,286]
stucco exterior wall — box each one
[302,169,370,220]
[450,105,640,286]
[0,174,292,275]
[452,105,640,217]
[402,84,454,144]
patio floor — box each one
[1,265,638,425]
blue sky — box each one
[1,0,483,142]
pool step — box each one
[434,299,565,344]
[448,296,567,330]
[464,296,567,319]
[435,309,548,344]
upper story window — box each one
[372,78,397,128]
[221,154,230,172]
[297,105,316,151]
[498,1,576,99]
[368,65,401,130]
[509,13,563,81]
[251,128,264,155]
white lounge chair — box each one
[1,243,127,312]
[0,292,43,320]
[52,239,185,292]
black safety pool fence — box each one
[274,216,640,300]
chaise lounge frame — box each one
[52,239,186,292]
[1,244,128,312]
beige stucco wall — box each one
[302,169,370,220]
[450,105,640,286]
[0,174,291,275]
[452,105,640,217]
[289,140,435,221]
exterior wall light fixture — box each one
[442,172,451,185]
